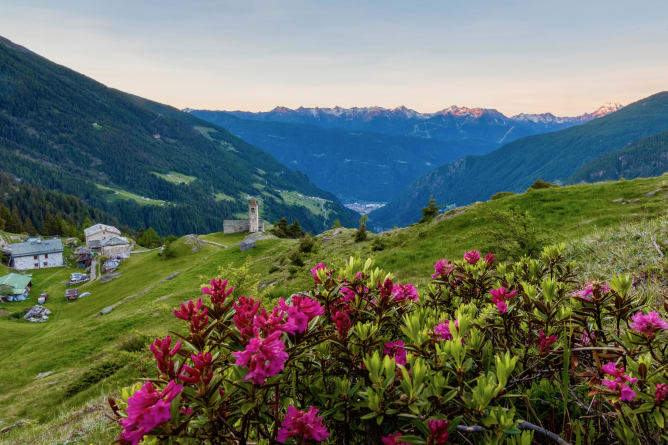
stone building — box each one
[223,198,265,234]
[84,223,132,258]
[9,238,64,271]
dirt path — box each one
[191,235,227,248]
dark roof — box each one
[10,238,63,257]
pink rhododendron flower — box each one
[464,250,480,264]
[119,381,182,445]
[432,259,454,279]
[571,283,611,301]
[378,278,395,299]
[581,330,595,345]
[233,330,289,385]
[655,383,668,403]
[483,253,495,264]
[201,278,234,305]
[434,319,459,340]
[601,362,638,401]
[629,311,668,336]
[392,283,419,302]
[428,419,451,444]
[279,295,324,334]
[233,296,261,340]
[150,335,181,378]
[310,263,328,284]
[332,311,351,339]
[277,405,329,443]
[255,305,286,336]
[538,330,558,354]
[382,433,409,445]
[384,340,407,366]
[339,286,357,303]
[174,298,209,333]
[490,287,516,313]
[179,352,213,385]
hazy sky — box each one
[2,0,667,115]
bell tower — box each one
[248,198,259,233]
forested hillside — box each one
[369,91,668,228]
[568,131,668,183]
[0,36,357,235]
[0,172,118,238]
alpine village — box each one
[0,3,667,445]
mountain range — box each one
[188,103,622,202]
[0,36,358,235]
[368,92,668,229]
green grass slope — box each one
[568,130,668,183]
[369,91,668,228]
[0,36,357,235]
[0,175,666,443]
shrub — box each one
[298,233,316,253]
[528,179,559,190]
[371,236,386,251]
[490,191,516,200]
[109,247,668,445]
[482,207,549,259]
[66,358,125,398]
[289,251,304,267]
[119,334,151,353]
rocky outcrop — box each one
[23,306,51,323]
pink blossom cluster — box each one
[230,293,324,385]
[428,419,451,444]
[277,405,329,443]
[490,286,516,313]
[119,381,183,445]
[201,278,234,305]
[174,298,209,333]
[464,249,480,264]
[601,362,637,402]
[655,383,668,403]
[384,340,407,366]
[392,283,419,302]
[434,319,458,341]
[179,352,213,386]
[382,432,410,445]
[150,335,181,379]
[629,311,668,336]
[233,331,289,385]
[432,259,454,279]
[538,330,558,354]
[310,262,329,284]
[571,283,611,301]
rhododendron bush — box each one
[109,245,668,444]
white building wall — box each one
[13,252,64,270]
[86,229,121,247]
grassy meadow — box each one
[0,175,665,444]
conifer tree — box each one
[6,207,23,233]
[138,227,162,248]
[355,215,368,242]
[272,217,289,238]
[332,219,342,229]
[23,217,37,236]
[419,195,441,223]
[0,205,10,230]
[287,220,304,239]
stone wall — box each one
[223,220,265,234]
[223,220,250,234]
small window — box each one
[45,253,48,258]
[34,255,38,260]
[43,262,48,266]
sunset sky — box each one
[2,0,667,115]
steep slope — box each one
[369,92,668,229]
[0,36,357,235]
[568,131,668,183]
[187,111,491,201]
